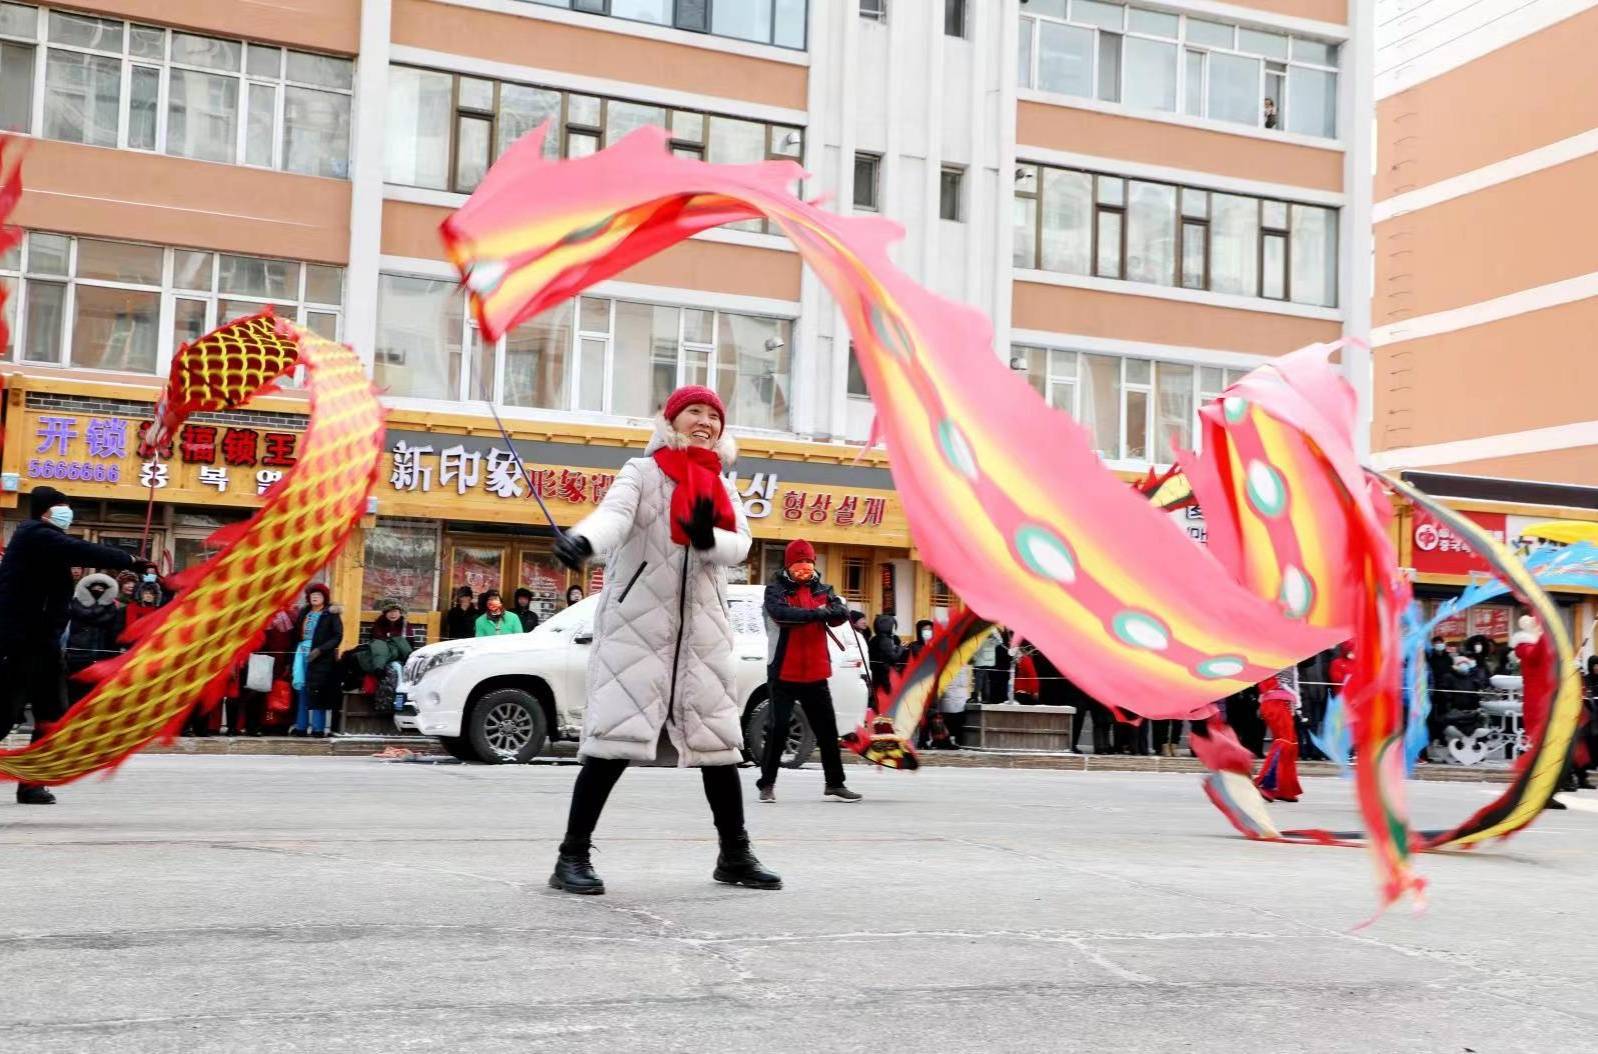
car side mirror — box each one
[574,633,594,645]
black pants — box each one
[759,680,846,789]
[7,648,66,791]
[1071,702,1113,753]
[228,692,265,735]
[560,756,745,853]
[1152,720,1183,751]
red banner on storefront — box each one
[1411,508,1507,576]
[1467,606,1512,641]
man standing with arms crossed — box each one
[756,540,862,804]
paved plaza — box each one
[3,755,1595,1053]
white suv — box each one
[394,585,871,765]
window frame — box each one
[530,0,809,50]
[1,229,343,376]
[1,4,352,175]
[943,0,966,38]
[375,274,798,433]
[1017,159,1337,308]
[938,164,964,222]
[1017,5,1340,138]
[859,0,887,23]
[1012,342,1254,465]
[853,151,882,212]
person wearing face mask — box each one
[907,619,935,661]
[756,539,859,804]
[1422,636,1453,760]
[0,487,147,804]
[564,585,585,609]
[64,573,125,707]
[474,590,524,637]
[547,386,777,896]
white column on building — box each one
[344,0,393,371]
[1342,0,1377,460]
[989,0,1021,362]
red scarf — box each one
[653,445,736,546]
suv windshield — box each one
[539,596,595,634]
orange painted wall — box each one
[71,0,360,54]
[13,140,351,263]
[1012,281,1341,355]
[1428,444,1598,489]
[381,200,801,302]
[1374,151,1598,323]
[1376,7,1598,202]
[1017,102,1343,193]
[1372,298,1598,453]
[391,0,807,111]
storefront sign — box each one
[1467,606,1512,641]
[380,439,906,545]
[16,410,304,504]
[1410,508,1506,576]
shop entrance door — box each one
[446,540,507,605]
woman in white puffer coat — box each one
[547,385,781,896]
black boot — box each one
[713,835,782,890]
[548,844,605,895]
[16,784,57,805]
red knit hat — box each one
[663,385,726,425]
[784,539,816,566]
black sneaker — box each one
[758,784,776,804]
[16,785,57,805]
[824,785,862,803]
[1546,798,1568,811]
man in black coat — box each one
[0,486,147,804]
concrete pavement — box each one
[2,755,1595,1053]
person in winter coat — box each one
[1512,615,1568,808]
[115,570,138,608]
[64,573,124,706]
[512,588,541,632]
[546,385,778,896]
[849,609,872,646]
[755,539,859,804]
[289,583,343,738]
[868,614,904,698]
[475,591,524,637]
[938,658,975,747]
[1254,676,1304,802]
[907,619,934,661]
[0,487,145,805]
[1577,656,1598,791]
[443,586,477,640]
[565,585,585,609]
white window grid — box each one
[1,231,342,376]
[408,281,794,429]
[860,0,887,23]
[1018,3,1340,137]
[0,3,353,174]
[1014,344,1251,465]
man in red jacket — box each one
[756,539,861,803]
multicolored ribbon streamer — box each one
[440,124,1580,915]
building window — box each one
[939,165,964,221]
[944,0,966,37]
[853,152,881,211]
[376,275,795,432]
[1014,345,1249,464]
[1017,2,1339,138]
[841,556,869,601]
[1014,161,1338,308]
[530,0,808,49]
[846,343,869,397]
[385,65,803,235]
[859,0,886,22]
[0,230,341,373]
[0,4,352,175]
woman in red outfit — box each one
[1511,615,1569,808]
[1254,675,1304,802]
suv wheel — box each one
[466,689,548,764]
[744,698,817,770]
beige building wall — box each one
[1371,1,1598,485]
